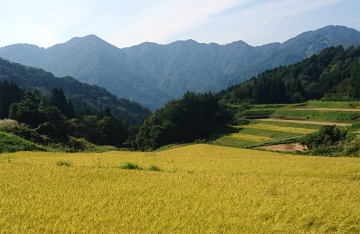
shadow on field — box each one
[208,126,243,141]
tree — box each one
[300,125,347,150]
[9,99,46,128]
[350,58,360,99]
[96,116,128,147]
[135,92,222,150]
[50,87,75,119]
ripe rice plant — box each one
[237,124,318,134]
[224,133,273,142]
[0,144,359,233]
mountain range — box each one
[0,25,359,110]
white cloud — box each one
[0,0,358,48]
[168,0,351,46]
[109,0,248,47]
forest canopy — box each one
[217,46,360,104]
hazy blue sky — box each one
[1,0,359,49]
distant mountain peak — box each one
[0,25,359,111]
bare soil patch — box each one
[256,143,307,152]
[294,108,360,112]
[258,119,352,127]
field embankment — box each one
[257,118,353,127]
[1,144,359,233]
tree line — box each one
[0,81,129,149]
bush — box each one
[56,160,72,167]
[149,165,161,171]
[67,136,88,151]
[0,119,21,132]
[231,114,250,126]
[118,162,142,170]
[300,125,347,150]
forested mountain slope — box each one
[0,58,151,125]
[216,46,360,104]
[0,25,359,110]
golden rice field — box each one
[1,144,360,233]
[224,133,273,142]
[237,124,318,134]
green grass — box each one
[56,160,72,167]
[118,162,142,170]
[211,136,257,147]
[273,109,360,123]
[236,128,300,139]
[240,109,276,116]
[304,100,360,109]
[83,145,124,153]
[251,104,288,109]
[0,131,46,153]
[149,165,161,171]
[349,123,360,131]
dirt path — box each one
[258,119,352,127]
[293,108,360,112]
[256,143,307,152]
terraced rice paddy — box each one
[1,144,359,233]
[236,124,318,134]
[223,133,273,142]
[211,123,317,147]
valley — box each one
[1,25,359,110]
[0,25,359,233]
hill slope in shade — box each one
[0,58,151,125]
[0,25,359,110]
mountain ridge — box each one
[0,25,359,110]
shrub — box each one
[231,113,250,126]
[300,125,347,150]
[149,165,161,171]
[67,136,88,151]
[56,160,72,167]
[119,163,142,170]
[0,119,21,132]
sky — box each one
[0,0,359,49]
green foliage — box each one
[240,109,276,117]
[118,163,142,170]
[136,92,222,150]
[0,80,23,119]
[300,125,347,150]
[273,109,360,122]
[0,131,46,153]
[96,116,128,147]
[56,160,72,167]
[1,26,359,110]
[220,46,360,104]
[231,115,250,126]
[149,165,161,171]
[67,136,89,151]
[9,99,46,128]
[0,57,151,125]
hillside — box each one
[0,25,359,110]
[0,58,151,125]
[217,45,360,104]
